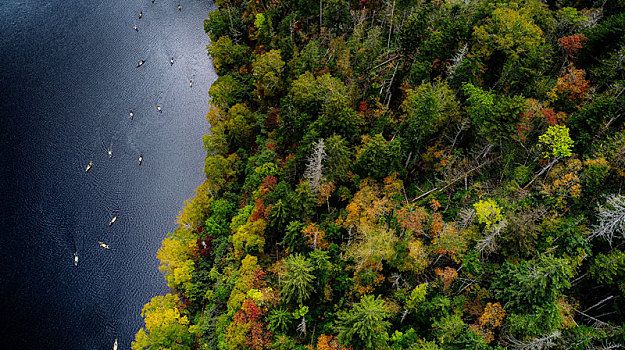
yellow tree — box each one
[177,180,213,228]
[232,218,267,257]
[132,294,194,350]
[157,236,191,289]
[226,255,264,316]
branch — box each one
[523,157,560,191]
[413,155,501,202]
[583,295,614,313]
[574,309,611,329]
[372,54,400,71]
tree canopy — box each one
[134,1,625,349]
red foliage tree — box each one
[197,235,214,257]
[558,34,587,60]
[233,299,273,350]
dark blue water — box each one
[0,0,216,348]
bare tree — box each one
[456,207,475,231]
[582,8,603,29]
[475,219,507,255]
[390,273,402,289]
[591,195,625,245]
[587,342,623,350]
[297,316,307,337]
[304,139,326,194]
[447,43,468,78]
[506,331,560,350]
[400,308,409,323]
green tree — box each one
[224,103,257,150]
[271,334,296,350]
[252,13,272,44]
[309,248,332,292]
[203,153,239,195]
[290,71,321,114]
[204,7,243,42]
[336,295,391,350]
[177,180,213,228]
[407,283,428,312]
[207,36,249,75]
[493,254,574,310]
[432,313,466,345]
[463,82,495,132]
[286,182,316,221]
[288,41,323,77]
[173,259,195,296]
[281,221,305,254]
[209,75,242,109]
[203,124,228,156]
[324,134,352,181]
[232,218,266,256]
[267,308,293,334]
[355,134,402,179]
[401,81,460,148]
[463,83,526,141]
[281,253,315,305]
[316,73,350,118]
[290,72,350,118]
[252,49,285,97]
[473,7,546,60]
[226,255,262,316]
[204,10,229,41]
[590,250,625,293]
[346,222,398,271]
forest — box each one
[132,0,625,349]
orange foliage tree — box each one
[395,205,430,236]
[435,267,458,291]
[302,223,330,249]
[470,302,506,343]
[317,334,351,350]
[550,64,591,104]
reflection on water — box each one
[0,0,216,348]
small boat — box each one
[73,252,79,266]
[113,338,118,350]
[133,24,138,31]
[152,0,155,3]
[109,215,118,227]
[107,148,112,159]
[85,161,93,172]
[138,155,143,165]
[170,57,174,66]
[156,104,162,112]
[178,4,182,11]
[98,241,110,249]
[139,11,143,19]
[129,109,134,119]
[189,79,193,88]
[137,60,145,68]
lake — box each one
[0,0,216,348]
